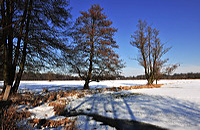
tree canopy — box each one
[64,4,124,89]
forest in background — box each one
[1,71,200,81]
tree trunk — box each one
[147,74,154,85]
[11,0,32,93]
[84,78,90,89]
[11,0,28,85]
[83,18,95,89]
[147,80,153,85]
[1,0,14,93]
[7,0,14,86]
[2,0,16,95]
[1,0,6,93]
[11,67,23,93]
[83,56,93,89]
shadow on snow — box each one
[66,93,200,129]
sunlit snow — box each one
[0,80,200,129]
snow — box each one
[129,80,200,104]
[1,79,200,129]
[66,80,200,130]
[69,91,200,130]
[0,80,147,93]
[73,115,115,130]
[28,103,55,119]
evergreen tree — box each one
[0,0,71,93]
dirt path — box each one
[63,111,168,130]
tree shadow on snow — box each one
[67,92,200,129]
[19,84,109,93]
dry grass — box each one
[28,117,77,129]
[119,84,162,90]
[49,101,66,115]
[0,93,49,129]
[0,104,31,130]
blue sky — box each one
[70,0,200,76]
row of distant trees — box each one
[1,1,178,94]
[1,72,199,81]
[22,72,200,80]
[121,73,200,80]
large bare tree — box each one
[65,5,124,89]
[130,20,174,84]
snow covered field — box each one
[1,80,148,92]
[65,80,200,130]
[1,80,200,129]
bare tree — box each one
[154,64,179,84]
[130,20,173,84]
[165,64,179,76]
[65,5,124,89]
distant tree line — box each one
[21,72,118,81]
[1,72,200,81]
[0,71,118,81]
[120,73,200,80]
[22,72,81,81]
